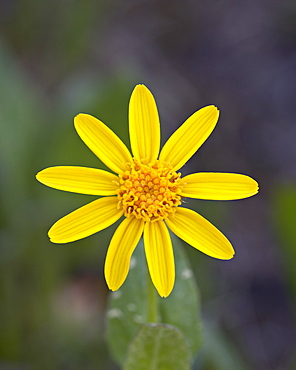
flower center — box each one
[117,159,184,222]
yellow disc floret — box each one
[117,159,184,222]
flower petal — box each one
[144,221,175,298]
[36,166,119,195]
[105,217,144,291]
[159,106,219,171]
[74,114,133,174]
[129,85,161,162]
[181,172,259,200]
[165,207,234,259]
[48,197,123,243]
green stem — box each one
[147,276,158,323]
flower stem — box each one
[147,276,158,323]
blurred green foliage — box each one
[1,1,296,369]
[0,40,123,369]
[273,184,296,298]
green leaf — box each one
[106,236,202,365]
[106,239,150,364]
[123,324,190,370]
[158,236,202,357]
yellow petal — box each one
[105,217,144,291]
[165,207,234,260]
[181,172,259,200]
[74,114,133,174]
[159,106,219,171]
[144,221,175,298]
[129,85,161,162]
[36,166,119,195]
[48,197,123,243]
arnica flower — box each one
[36,85,258,297]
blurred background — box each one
[1,0,296,369]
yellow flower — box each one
[36,85,258,297]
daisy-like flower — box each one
[36,85,258,297]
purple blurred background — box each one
[1,1,296,369]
